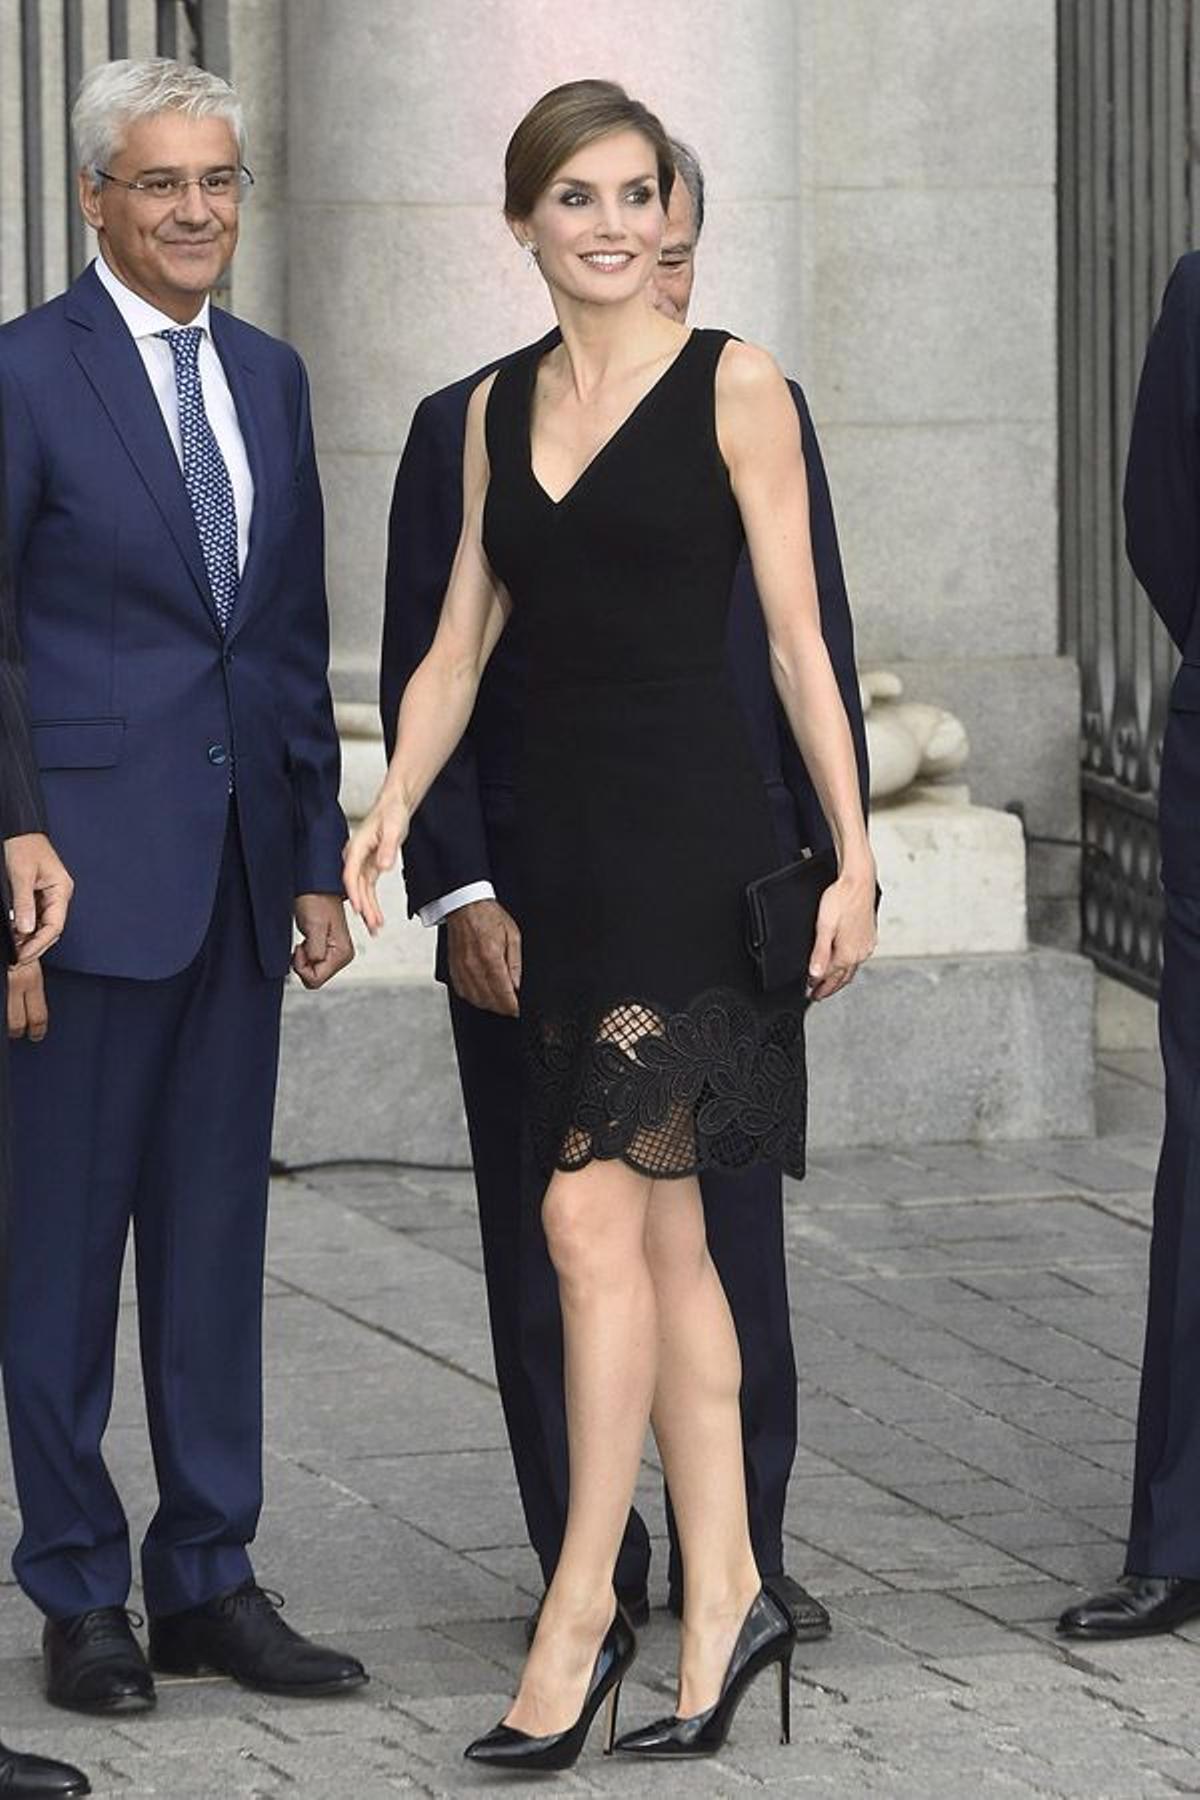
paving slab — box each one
[0,1056,1195,1794]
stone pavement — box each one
[0,1041,1192,1798]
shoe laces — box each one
[64,1606,143,1644]
[217,1583,288,1626]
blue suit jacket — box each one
[382,333,868,938]
[1125,252,1200,895]
[0,266,346,980]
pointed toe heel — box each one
[463,1608,636,1772]
[614,1587,796,1759]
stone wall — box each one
[1,1,1076,951]
[792,1,1071,943]
[254,0,1073,944]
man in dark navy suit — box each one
[0,409,93,1800]
[1061,254,1200,1640]
[1,58,366,1713]
[381,140,868,1638]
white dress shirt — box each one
[94,253,254,573]
[419,881,497,928]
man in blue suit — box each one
[1061,254,1200,1640]
[381,141,868,1638]
[1,58,366,1712]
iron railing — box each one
[4,0,229,320]
[1059,0,1200,993]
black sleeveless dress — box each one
[482,328,809,1181]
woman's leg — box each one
[505,1157,657,1735]
[645,1176,762,1715]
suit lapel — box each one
[211,307,270,645]
[66,269,220,632]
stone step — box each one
[273,947,1095,1169]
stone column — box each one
[280,0,806,980]
[228,0,287,335]
[795,0,1076,944]
[283,0,805,709]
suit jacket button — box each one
[207,743,228,766]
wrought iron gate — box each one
[3,0,229,321]
[1059,0,1200,994]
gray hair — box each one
[72,57,246,183]
[669,137,705,238]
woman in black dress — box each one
[346,81,877,1768]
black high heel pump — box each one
[463,1606,637,1772]
[613,1587,795,1758]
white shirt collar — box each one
[93,252,211,341]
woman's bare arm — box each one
[345,372,508,931]
[717,342,876,997]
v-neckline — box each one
[526,329,698,509]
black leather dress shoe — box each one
[764,1572,832,1642]
[1058,1575,1200,1639]
[524,1586,650,1648]
[148,1582,368,1697]
[43,1609,155,1714]
[0,1742,90,1798]
[669,1572,831,1643]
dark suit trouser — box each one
[3,816,285,1620]
[448,987,797,1598]
[1126,886,1200,1575]
[0,1024,9,1284]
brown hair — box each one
[504,79,675,220]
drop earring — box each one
[523,241,540,270]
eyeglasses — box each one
[94,167,255,205]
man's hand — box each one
[7,962,48,1041]
[4,832,73,961]
[446,899,521,1016]
[292,893,355,990]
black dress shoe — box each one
[669,1571,831,1643]
[43,1609,155,1715]
[524,1586,649,1648]
[148,1582,368,1697]
[0,1742,90,1797]
[465,1608,637,1771]
[764,1571,832,1642]
[1057,1574,1200,1639]
[614,1587,795,1758]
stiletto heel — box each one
[778,1649,792,1745]
[604,1678,623,1754]
[613,1587,797,1759]
[463,1607,637,1772]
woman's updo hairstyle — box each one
[504,79,675,220]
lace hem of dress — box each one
[524,986,807,1182]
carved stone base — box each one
[872,787,1027,957]
[273,947,1095,1168]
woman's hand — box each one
[808,866,878,1002]
[343,786,411,935]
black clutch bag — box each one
[744,847,839,993]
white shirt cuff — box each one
[419,881,497,927]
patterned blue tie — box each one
[159,327,240,630]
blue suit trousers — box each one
[3,813,284,1619]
